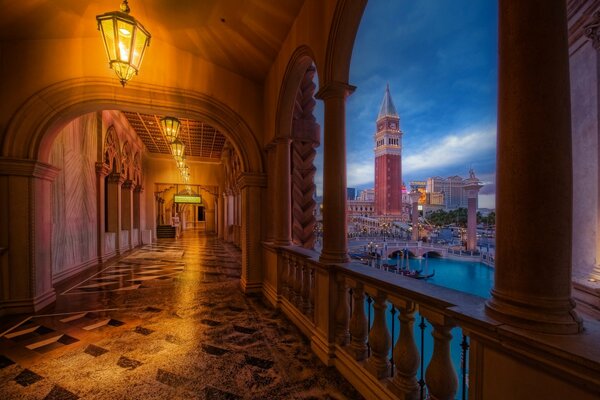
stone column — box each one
[95,162,110,263]
[409,191,420,241]
[486,0,582,334]
[584,12,600,281]
[0,159,59,315]
[264,144,276,242]
[463,173,482,252]
[316,81,355,264]
[121,180,134,250]
[106,173,123,255]
[273,138,292,246]
[217,192,224,239]
[133,185,143,245]
[238,173,266,293]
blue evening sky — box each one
[314,0,498,209]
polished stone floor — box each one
[0,230,361,399]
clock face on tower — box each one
[389,122,396,129]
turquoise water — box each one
[364,256,494,399]
[399,255,494,298]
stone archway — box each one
[0,78,266,315]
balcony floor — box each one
[0,229,361,399]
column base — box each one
[0,289,56,317]
[319,250,349,264]
[485,288,583,334]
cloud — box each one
[403,126,496,175]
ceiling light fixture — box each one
[160,116,181,143]
[96,0,151,86]
[171,139,185,160]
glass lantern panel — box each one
[131,28,149,68]
[116,20,134,62]
[100,19,117,60]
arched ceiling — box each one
[0,0,305,82]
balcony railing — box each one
[267,244,600,400]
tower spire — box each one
[377,84,399,120]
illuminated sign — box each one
[174,195,203,204]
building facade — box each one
[426,175,469,209]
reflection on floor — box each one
[0,231,361,399]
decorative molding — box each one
[237,172,267,189]
[0,158,60,181]
[315,81,356,100]
[584,10,600,49]
[95,162,110,177]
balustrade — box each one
[273,246,540,400]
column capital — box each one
[107,173,125,185]
[0,157,60,181]
[315,81,356,100]
[237,172,267,189]
[584,10,600,50]
[121,179,135,190]
[95,162,110,177]
[134,185,144,193]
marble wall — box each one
[49,113,98,279]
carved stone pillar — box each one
[463,173,482,252]
[0,159,59,315]
[291,65,320,249]
[265,144,276,242]
[238,172,266,293]
[133,185,143,246]
[106,173,124,254]
[584,11,600,281]
[95,162,110,263]
[217,192,224,239]
[121,180,134,250]
[273,138,292,246]
[316,81,355,264]
[409,191,420,242]
[486,0,583,334]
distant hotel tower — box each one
[374,84,403,216]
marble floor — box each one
[0,230,362,399]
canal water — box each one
[365,255,494,399]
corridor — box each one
[0,231,360,399]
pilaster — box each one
[0,158,60,315]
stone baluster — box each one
[366,291,391,379]
[302,263,312,316]
[281,252,290,298]
[424,315,457,400]
[335,275,350,345]
[308,267,315,321]
[349,283,368,361]
[390,302,420,400]
[294,258,304,308]
[287,255,296,301]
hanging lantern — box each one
[96,0,151,86]
[180,164,190,178]
[160,116,181,143]
[171,139,185,159]
[176,156,186,169]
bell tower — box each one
[374,84,403,215]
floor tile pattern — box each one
[0,231,362,399]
